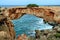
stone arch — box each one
[3,7,56,23]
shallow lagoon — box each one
[11,14,53,37]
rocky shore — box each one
[0,7,60,40]
[0,14,16,40]
[1,7,60,23]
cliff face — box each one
[0,7,60,40]
[0,14,15,40]
[3,7,60,23]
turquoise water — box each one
[11,14,53,37]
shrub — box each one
[54,33,60,38]
[27,4,39,8]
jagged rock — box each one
[40,36,47,40]
[35,28,60,40]
[0,14,16,40]
[1,7,60,40]
[35,30,41,39]
[0,31,11,40]
[2,7,59,23]
[17,34,28,40]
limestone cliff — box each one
[2,7,60,23]
[0,7,60,40]
[0,14,15,40]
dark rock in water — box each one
[0,14,16,40]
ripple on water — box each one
[11,14,53,37]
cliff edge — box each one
[0,14,15,40]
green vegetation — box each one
[27,4,39,8]
[54,33,60,38]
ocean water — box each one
[11,14,53,37]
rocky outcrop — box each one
[17,34,28,40]
[0,14,15,40]
[0,7,60,40]
[2,7,60,23]
[16,26,60,40]
[35,26,60,40]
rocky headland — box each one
[0,6,60,40]
[1,6,60,23]
[0,14,15,40]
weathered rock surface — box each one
[0,7,60,40]
[1,7,60,23]
[0,14,15,40]
[35,26,60,40]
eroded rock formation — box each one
[0,7,60,40]
[0,14,15,40]
[2,7,60,23]
[35,26,60,40]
